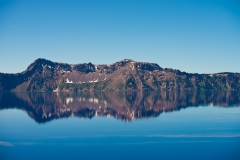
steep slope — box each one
[0,58,240,92]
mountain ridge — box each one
[0,58,240,92]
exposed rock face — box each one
[0,58,240,92]
[73,63,95,73]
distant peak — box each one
[123,59,134,62]
[113,59,135,65]
[26,58,55,70]
[33,58,50,63]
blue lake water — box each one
[0,91,240,160]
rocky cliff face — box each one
[0,58,240,92]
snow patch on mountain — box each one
[66,78,73,83]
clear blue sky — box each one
[0,0,239,73]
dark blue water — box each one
[0,91,240,160]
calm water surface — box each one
[0,91,240,160]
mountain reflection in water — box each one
[0,91,240,123]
